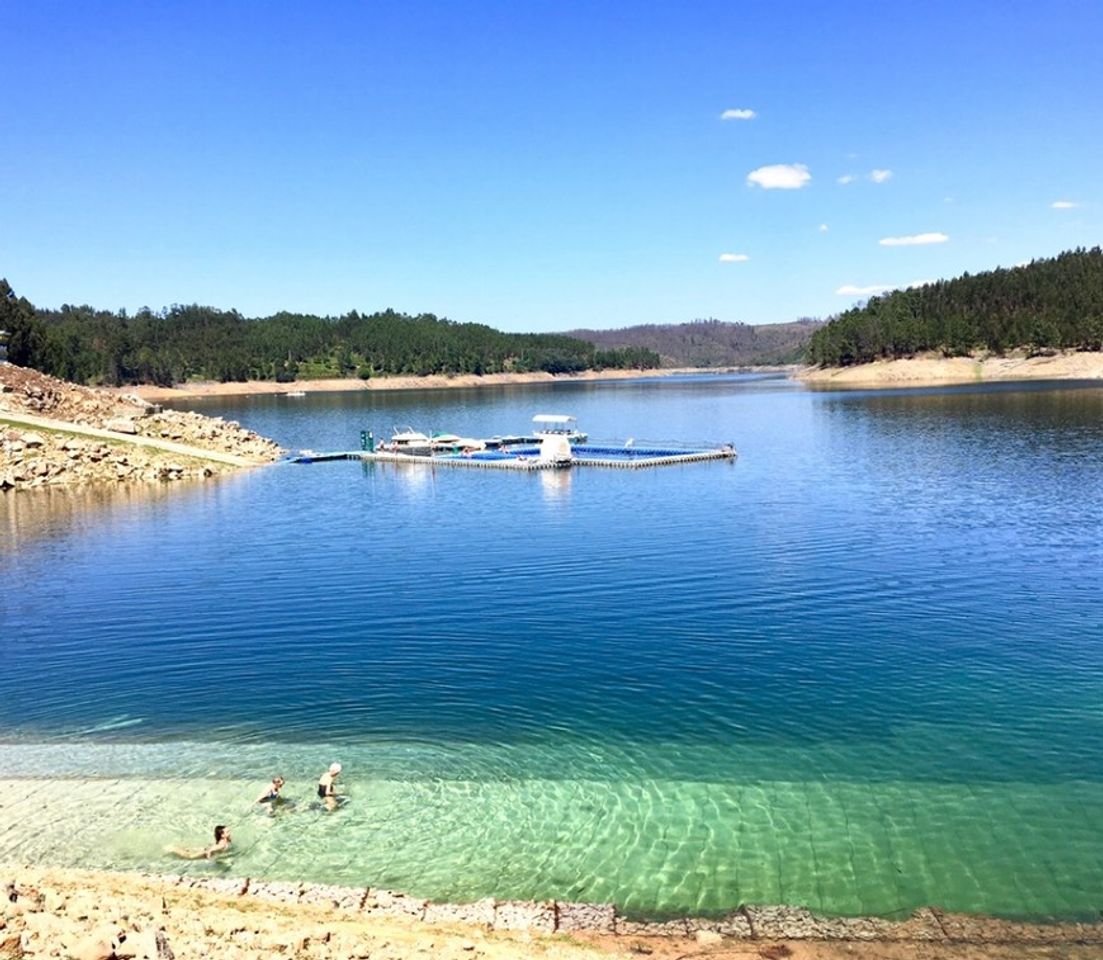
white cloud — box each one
[836,283,894,296]
[869,169,893,183]
[721,108,756,121]
[746,163,811,190]
[718,253,749,262]
[837,174,857,185]
[818,224,829,233]
[1051,200,1078,209]
[879,232,949,247]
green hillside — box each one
[807,248,1103,367]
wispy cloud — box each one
[818,224,829,233]
[747,163,811,190]
[718,253,750,262]
[1051,200,1078,209]
[721,108,757,121]
[879,232,949,247]
[836,283,894,296]
[839,170,892,185]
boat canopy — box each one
[532,414,577,425]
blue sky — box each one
[3,1,1101,332]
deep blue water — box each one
[2,373,1102,917]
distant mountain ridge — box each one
[565,318,823,368]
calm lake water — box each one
[2,373,1102,919]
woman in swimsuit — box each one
[256,776,285,805]
[317,762,342,809]
[166,825,232,860]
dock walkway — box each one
[287,445,736,470]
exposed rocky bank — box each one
[0,365,282,491]
[796,350,1103,388]
[3,867,1102,960]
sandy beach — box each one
[796,351,1103,388]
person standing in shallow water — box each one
[317,762,342,810]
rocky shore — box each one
[3,866,1102,960]
[0,365,283,491]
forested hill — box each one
[565,318,823,367]
[0,282,659,387]
[807,247,1103,367]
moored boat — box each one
[485,414,588,448]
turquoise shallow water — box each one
[2,374,1103,918]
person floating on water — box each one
[165,825,232,860]
[255,776,285,805]
[317,762,342,809]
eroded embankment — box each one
[0,364,282,490]
[796,351,1103,388]
[4,866,1102,960]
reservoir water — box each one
[2,373,1102,919]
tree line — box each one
[807,247,1103,367]
[0,283,659,386]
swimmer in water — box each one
[165,825,232,860]
[255,776,285,805]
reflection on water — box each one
[539,468,572,501]
[0,478,230,553]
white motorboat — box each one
[531,414,588,444]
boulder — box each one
[106,418,139,435]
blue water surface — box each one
[2,373,1102,918]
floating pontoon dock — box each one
[288,443,736,471]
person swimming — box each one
[317,762,342,809]
[256,776,285,805]
[165,825,232,860]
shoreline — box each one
[796,350,1103,388]
[6,864,1102,960]
[113,366,788,402]
[114,350,1103,401]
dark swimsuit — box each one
[317,784,328,799]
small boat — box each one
[485,414,588,449]
[532,414,588,444]
[284,390,307,397]
[388,427,432,452]
[429,432,486,452]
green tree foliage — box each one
[567,318,823,367]
[807,248,1103,367]
[0,286,660,385]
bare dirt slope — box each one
[4,867,1101,960]
[0,364,282,490]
